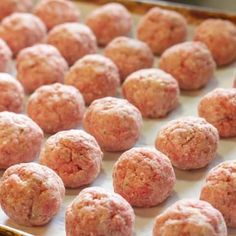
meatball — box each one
[0,13,46,55]
[65,54,120,105]
[0,38,12,72]
[0,73,24,113]
[86,3,132,46]
[83,97,142,152]
[137,7,187,55]
[16,44,68,93]
[194,19,236,66]
[200,161,236,227]
[153,199,227,236]
[0,163,65,226]
[113,147,176,207]
[122,68,179,118]
[198,88,236,138]
[0,111,43,169]
[34,0,80,30]
[65,187,135,236]
[155,116,219,170]
[47,23,97,66]
[39,129,103,188]
[104,36,154,81]
[159,41,216,90]
[27,83,85,134]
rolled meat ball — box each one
[65,54,120,105]
[39,129,103,188]
[0,111,43,169]
[194,19,236,66]
[198,88,236,138]
[86,3,132,46]
[104,36,154,82]
[0,0,33,21]
[27,83,85,134]
[16,44,68,93]
[34,0,80,31]
[0,13,46,55]
[0,73,24,113]
[155,116,219,170]
[65,187,135,236]
[153,199,227,236]
[83,97,142,152]
[137,7,187,55]
[122,68,179,118]
[113,147,176,207]
[0,38,12,72]
[47,23,97,66]
[159,41,216,90]
[0,163,65,226]
[200,161,236,227]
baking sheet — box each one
[0,1,236,236]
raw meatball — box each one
[104,36,154,82]
[0,73,24,113]
[137,7,187,55]
[65,187,135,236]
[0,38,12,72]
[113,147,175,207]
[0,13,46,55]
[47,23,97,66]
[122,68,179,118]
[83,97,142,152]
[200,161,236,227]
[86,3,132,46]
[27,83,85,134]
[0,111,43,169]
[39,130,103,188]
[65,54,120,105]
[0,0,33,21]
[34,0,80,30]
[159,41,216,90]
[198,88,236,138]
[194,19,236,66]
[0,163,65,226]
[155,117,219,170]
[153,199,227,236]
[16,44,68,93]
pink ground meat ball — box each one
[194,19,236,66]
[137,7,187,55]
[0,111,43,169]
[65,54,120,105]
[83,97,142,152]
[39,129,103,188]
[27,83,85,134]
[198,88,236,138]
[104,36,154,82]
[153,199,227,236]
[0,162,65,226]
[113,147,175,207]
[122,68,179,118]
[0,38,12,72]
[34,0,80,31]
[0,0,33,21]
[200,161,236,227]
[155,117,219,170]
[0,13,46,55]
[86,3,132,46]
[16,44,68,93]
[47,23,97,66]
[159,41,216,90]
[65,187,135,236]
[0,73,24,113]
